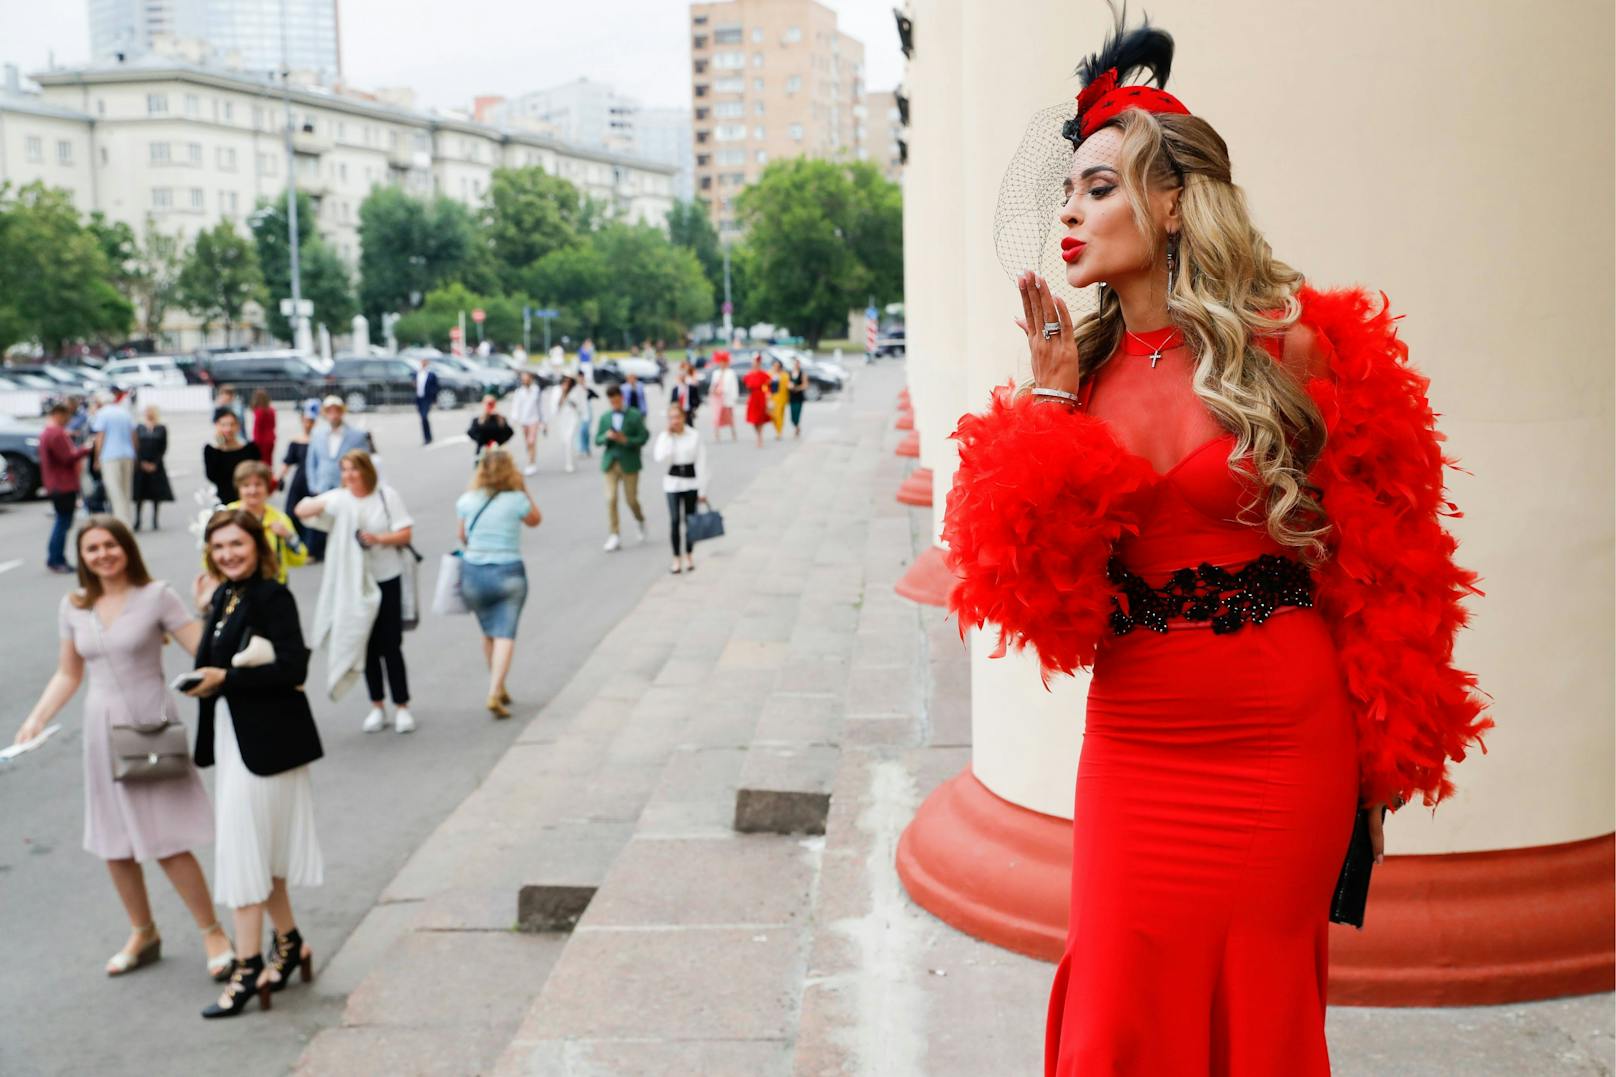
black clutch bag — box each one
[1329,806,1386,928]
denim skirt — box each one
[460,559,528,639]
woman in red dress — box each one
[944,16,1491,1076]
[741,354,773,448]
[249,389,276,473]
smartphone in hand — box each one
[170,672,205,694]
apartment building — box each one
[689,0,866,235]
[3,57,677,270]
[863,89,903,185]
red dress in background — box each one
[742,368,772,426]
[251,405,276,467]
[1042,329,1357,1076]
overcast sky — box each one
[0,0,905,109]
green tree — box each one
[250,192,357,340]
[522,243,610,344]
[481,167,582,287]
[666,199,724,317]
[592,222,714,345]
[128,223,184,343]
[733,159,903,346]
[393,282,524,352]
[357,187,490,327]
[176,219,263,344]
[0,182,133,355]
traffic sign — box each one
[472,308,486,323]
[865,305,879,321]
[722,301,734,315]
[279,298,314,317]
[532,309,559,319]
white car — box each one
[102,356,187,389]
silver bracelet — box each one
[1030,386,1081,405]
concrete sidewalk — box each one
[293,358,1613,1076]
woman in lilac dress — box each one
[14,516,236,981]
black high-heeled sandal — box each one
[260,928,313,994]
[201,954,267,1019]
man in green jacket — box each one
[596,383,649,551]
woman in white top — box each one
[652,401,709,575]
[295,450,418,734]
[509,371,545,476]
[542,375,587,473]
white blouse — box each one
[510,384,543,426]
[653,428,708,495]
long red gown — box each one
[1043,328,1358,1076]
[743,368,773,426]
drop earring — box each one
[1166,233,1180,290]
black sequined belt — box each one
[1107,553,1315,636]
[668,463,696,478]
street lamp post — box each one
[280,0,310,354]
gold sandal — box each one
[201,921,237,982]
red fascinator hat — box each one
[1062,13,1190,148]
[713,350,731,365]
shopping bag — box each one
[432,550,469,616]
[399,544,424,630]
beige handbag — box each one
[95,614,192,783]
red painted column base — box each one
[896,431,920,457]
[895,543,953,607]
[895,410,915,430]
[896,467,933,507]
[897,767,1616,1007]
[898,388,911,407]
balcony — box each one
[387,146,432,171]
[291,126,332,155]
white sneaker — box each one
[603,533,621,552]
[522,464,538,476]
[362,707,387,733]
[393,707,416,734]
[634,522,647,544]
[565,464,576,473]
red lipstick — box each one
[1060,237,1086,263]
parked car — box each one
[590,356,665,388]
[873,328,907,358]
[0,418,44,501]
[425,360,492,405]
[323,357,475,411]
[8,364,97,395]
[101,355,188,389]
[765,349,844,401]
[203,351,326,401]
[434,355,517,395]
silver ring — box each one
[1041,322,1061,339]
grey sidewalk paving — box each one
[293,359,1613,1076]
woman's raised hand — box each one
[1015,270,1079,395]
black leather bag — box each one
[1329,806,1385,928]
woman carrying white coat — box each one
[509,371,545,476]
[652,401,709,575]
[541,375,587,473]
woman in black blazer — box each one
[186,509,323,1018]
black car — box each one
[324,357,476,412]
[203,352,326,401]
[873,328,907,358]
[0,418,44,501]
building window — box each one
[257,152,276,176]
[754,77,765,92]
[338,162,348,181]
[57,140,72,164]
[693,34,707,49]
[24,136,41,162]
[190,188,205,210]
[786,75,802,93]
[714,124,746,141]
[220,190,238,214]
[147,93,167,115]
[753,125,765,140]
[756,149,768,164]
[217,147,237,170]
[150,142,170,164]
[714,101,743,118]
[184,93,200,116]
[100,147,108,164]
[221,101,233,122]
[713,51,745,69]
[713,26,742,44]
[336,121,346,140]
[784,26,802,44]
[789,124,804,141]
[96,98,106,115]
[751,27,764,43]
[754,101,766,115]
[715,76,744,93]
[717,148,745,165]
[187,142,203,165]
[752,53,764,67]
[151,188,172,209]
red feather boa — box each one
[943,287,1492,808]
[943,381,1156,684]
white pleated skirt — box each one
[212,698,324,909]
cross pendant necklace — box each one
[1125,330,1182,370]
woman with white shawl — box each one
[295,449,417,733]
[541,374,587,474]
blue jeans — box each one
[47,491,77,568]
[578,400,593,455]
[460,559,528,639]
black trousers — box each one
[366,575,410,704]
[666,489,698,555]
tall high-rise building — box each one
[88,0,342,85]
[482,79,638,153]
[636,107,696,203]
[862,89,903,184]
[689,0,866,235]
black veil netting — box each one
[993,101,1099,323]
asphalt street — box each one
[0,385,823,1075]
